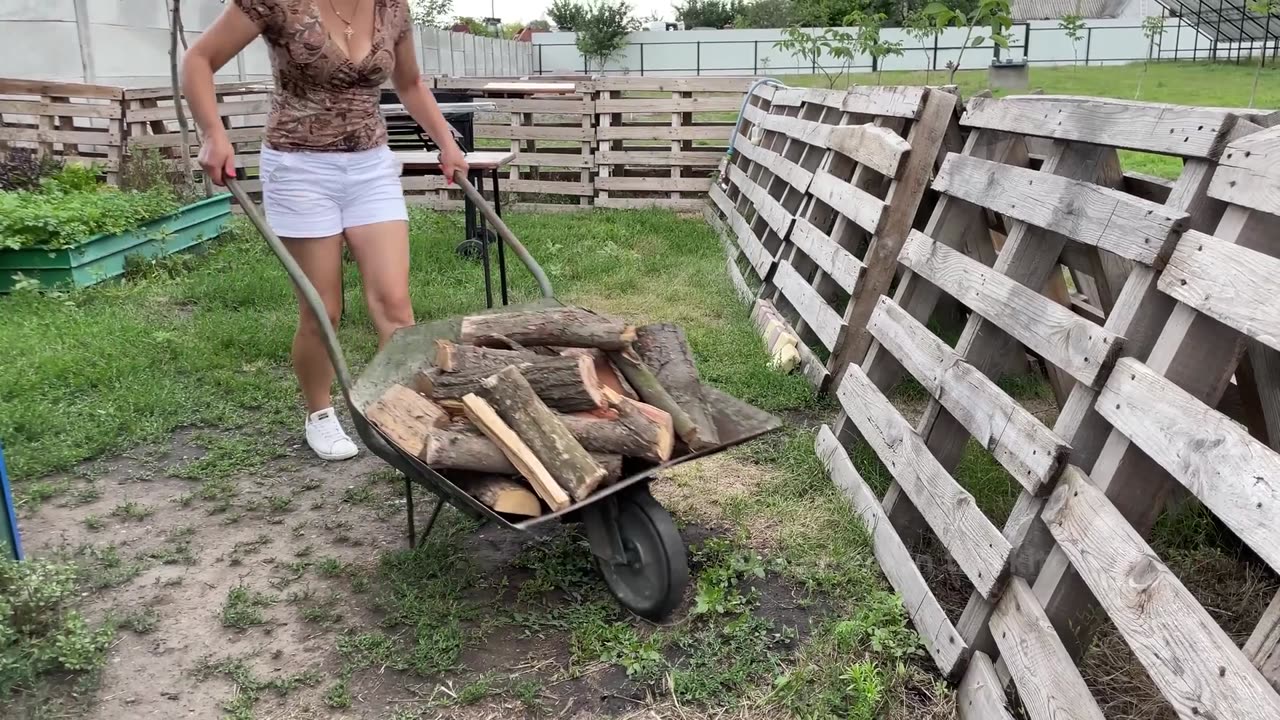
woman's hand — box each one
[198,132,237,186]
[440,145,469,186]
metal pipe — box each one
[724,77,783,165]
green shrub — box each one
[0,559,115,696]
[0,186,179,250]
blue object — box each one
[0,443,21,561]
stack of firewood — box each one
[364,307,720,518]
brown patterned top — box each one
[234,0,410,152]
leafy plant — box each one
[904,10,942,84]
[839,660,885,719]
[1058,13,1086,69]
[674,0,740,28]
[734,0,797,28]
[0,186,179,251]
[847,11,903,85]
[0,149,63,192]
[120,147,199,204]
[1137,15,1166,98]
[774,25,857,88]
[575,0,639,72]
[549,0,589,30]
[409,0,454,26]
[1248,0,1278,107]
[221,585,275,629]
[924,0,1014,84]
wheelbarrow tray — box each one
[348,298,783,531]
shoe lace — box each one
[311,415,349,446]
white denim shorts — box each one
[259,144,408,239]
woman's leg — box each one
[283,233,346,412]
[345,219,414,348]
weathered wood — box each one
[752,298,829,389]
[1043,466,1280,719]
[867,297,1069,495]
[364,384,449,457]
[609,349,707,451]
[962,95,1241,159]
[633,324,720,450]
[1097,357,1280,570]
[757,113,835,148]
[767,85,924,118]
[898,230,1123,388]
[460,394,571,511]
[933,153,1189,266]
[957,652,1017,720]
[596,150,723,167]
[593,96,743,113]
[1158,230,1280,351]
[460,307,635,351]
[0,99,122,119]
[595,125,730,141]
[837,366,1012,598]
[815,426,968,676]
[1209,125,1280,215]
[710,182,775,280]
[808,168,886,235]
[433,341,537,373]
[557,347,637,400]
[771,262,846,352]
[787,218,865,295]
[827,123,911,179]
[417,354,605,413]
[732,134,813,192]
[595,176,712,192]
[990,578,1106,720]
[459,475,543,517]
[1244,590,1280,692]
[560,390,674,463]
[479,367,607,502]
[726,163,793,239]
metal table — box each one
[396,150,518,309]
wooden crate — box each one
[816,94,1280,716]
[0,77,125,180]
[706,83,957,390]
[593,76,755,212]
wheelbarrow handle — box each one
[452,170,554,300]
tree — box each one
[848,11,903,85]
[924,0,1013,84]
[577,0,638,72]
[454,16,499,36]
[734,0,798,28]
[774,25,857,88]
[410,0,454,26]
[502,21,525,38]
[549,0,589,30]
[1136,15,1165,99]
[1248,0,1278,107]
[674,0,740,28]
[904,10,941,83]
[1058,13,1085,69]
[528,19,553,31]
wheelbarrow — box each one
[223,175,782,619]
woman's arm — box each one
[391,35,469,184]
[181,5,262,185]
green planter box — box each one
[0,193,233,292]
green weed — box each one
[221,585,275,629]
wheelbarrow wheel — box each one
[595,489,689,620]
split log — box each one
[558,347,639,400]
[478,367,608,501]
[560,389,674,463]
[434,340,539,373]
[460,394,571,511]
[460,307,637,351]
[416,354,605,413]
[458,476,542,517]
[609,349,710,451]
[633,323,720,450]
[421,427,622,481]
[364,384,449,456]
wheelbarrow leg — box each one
[417,496,445,549]
[403,475,446,549]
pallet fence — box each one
[0,78,125,181]
[809,92,1280,717]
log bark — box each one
[365,384,449,457]
[609,349,710,451]
[459,475,543,517]
[478,367,608,501]
[460,394,571,511]
[421,427,621,481]
[434,340,540,373]
[558,347,639,400]
[415,354,605,413]
[460,307,637,351]
[633,323,720,450]
[560,390,673,463]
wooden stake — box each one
[460,394,571,511]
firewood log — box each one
[558,347,639,400]
[460,394,571,511]
[458,476,542,517]
[609,349,706,451]
[364,384,449,456]
[434,340,539,373]
[477,367,608,502]
[415,353,605,413]
[421,428,622,482]
[560,389,673,463]
[460,307,636,351]
[633,323,720,450]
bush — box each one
[0,149,64,192]
[0,559,115,696]
[0,187,180,250]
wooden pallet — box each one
[0,77,125,180]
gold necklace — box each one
[328,0,364,39]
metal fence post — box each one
[696,41,701,75]
[0,443,21,562]
[753,41,758,74]
[1085,27,1092,65]
[640,43,645,75]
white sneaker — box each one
[305,408,359,461]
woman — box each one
[183,0,467,461]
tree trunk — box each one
[167,0,196,191]
[632,323,720,450]
[416,354,605,413]
[434,340,540,373]
[478,367,608,502]
[460,307,636,350]
[365,384,449,457]
[459,475,543,517]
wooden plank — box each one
[962,96,1240,159]
[593,96,742,113]
[957,652,1016,720]
[595,176,711,192]
[127,99,270,123]
[768,87,846,109]
[1123,171,1176,204]
[461,394,571,512]
[1244,590,1280,692]
[595,125,732,141]
[990,578,1107,720]
[1209,126,1280,215]
[586,76,755,93]
[727,163,793,239]
[709,184,773,278]
[596,150,722,167]
[757,114,833,148]
[0,126,120,145]
[123,80,269,99]
[770,85,924,119]
[1097,357,1280,570]
[934,153,1189,266]
[868,297,1069,494]
[707,203,755,303]
[732,135,813,192]
[487,98,594,114]
[827,123,911,179]
[129,125,262,148]
[594,197,705,211]
[808,169,885,235]
[898,230,1123,387]
[741,102,768,127]
[837,366,1012,598]
[816,426,969,676]
[0,77,123,100]
[0,99,121,119]
[505,179,593,196]
[514,152,594,168]
[475,124,593,141]
[1043,466,1280,719]
[788,219,864,295]
[1158,229,1280,351]
[772,262,845,351]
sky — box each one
[451,0,676,25]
